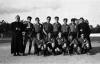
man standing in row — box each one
[23,16,35,55]
[43,16,53,41]
[61,18,70,39]
[34,17,43,40]
[33,17,43,54]
[11,15,24,56]
[53,16,61,39]
[69,18,77,39]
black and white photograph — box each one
[0,0,100,64]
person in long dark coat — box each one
[11,15,24,56]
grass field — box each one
[0,37,100,64]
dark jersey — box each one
[24,22,35,35]
[61,24,70,33]
[69,23,77,33]
[43,22,53,33]
[53,22,61,32]
[77,22,91,36]
[34,23,43,33]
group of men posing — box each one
[11,15,92,56]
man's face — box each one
[71,21,75,24]
[36,19,39,24]
[55,18,59,23]
[63,20,67,24]
[15,16,20,22]
[27,18,31,22]
[75,20,79,25]
[85,20,89,24]
[47,18,51,23]
[79,19,84,24]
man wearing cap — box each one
[43,16,53,41]
[11,15,24,56]
[53,16,61,39]
[23,16,35,55]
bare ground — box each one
[0,38,100,64]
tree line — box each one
[90,24,100,33]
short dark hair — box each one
[35,17,39,20]
[63,18,68,21]
[47,16,51,20]
[80,17,84,20]
[27,16,32,19]
[55,16,59,19]
[71,18,76,22]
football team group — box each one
[11,15,92,56]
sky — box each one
[0,0,100,26]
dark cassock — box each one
[11,21,24,55]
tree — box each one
[93,24,100,33]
